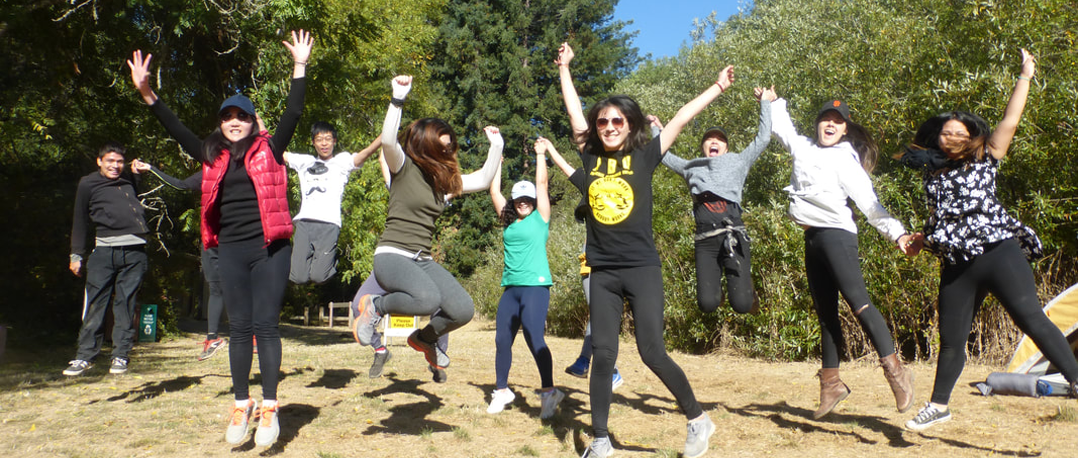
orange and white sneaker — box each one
[225,399,255,444]
[254,402,280,446]
[352,294,382,346]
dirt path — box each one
[2,319,1076,457]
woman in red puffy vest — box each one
[127,30,312,448]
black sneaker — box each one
[369,349,392,378]
[428,364,447,383]
[109,357,129,375]
[905,402,951,431]
[63,359,93,376]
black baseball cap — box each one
[816,99,852,123]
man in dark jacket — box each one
[64,142,150,376]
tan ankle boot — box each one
[881,353,914,412]
[813,368,850,419]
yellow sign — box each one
[389,315,417,329]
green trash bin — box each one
[139,304,158,342]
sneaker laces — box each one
[912,403,939,423]
[259,405,277,427]
[230,403,251,426]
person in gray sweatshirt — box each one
[661,86,775,315]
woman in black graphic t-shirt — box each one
[556,42,730,458]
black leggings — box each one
[589,265,702,438]
[218,238,291,401]
[932,239,1078,404]
[804,228,896,368]
[695,232,755,313]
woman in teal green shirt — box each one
[485,138,564,420]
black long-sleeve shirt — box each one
[70,169,149,257]
[149,78,305,243]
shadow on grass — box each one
[307,368,358,389]
[99,373,228,403]
[465,381,656,455]
[716,399,1040,454]
[361,375,453,436]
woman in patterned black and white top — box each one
[898,48,1078,432]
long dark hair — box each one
[499,196,536,227]
[910,111,990,162]
[200,128,258,164]
[814,115,879,174]
[577,95,651,155]
[400,118,462,198]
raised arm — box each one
[267,30,313,158]
[556,43,589,149]
[539,137,576,178]
[769,95,801,151]
[658,65,734,153]
[128,50,203,157]
[459,126,504,195]
[353,135,384,169]
[489,159,507,215]
[381,75,412,174]
[740,86,775,161]
[987,48,1036,160]
[533,138,552,222]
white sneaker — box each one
[486,388,516,414]
[539,388,565,419]
[905,402,951,431]
[581,436,614,457]
[684,414,715,458]
[254,403,280,446]
[225,399,255,444]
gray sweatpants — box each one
[372,253,474,339]
[289,219,340,284]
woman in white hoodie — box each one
[770,92,916,420]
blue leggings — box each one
[495,286,552,389]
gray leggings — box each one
[372,253,475,341]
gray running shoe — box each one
[581,436,613,458]
[225,400,255,444]
[109,357,129,375]
[539,388,565,420]
[254,404,280,447]
[684,414,715,458]
[428,364,447,383]
[351,294,382,346]
[63,360,93,376]
[198,338,226,361]
[369,349,392,378]
[408,330,449,369]
[905,402,951,431]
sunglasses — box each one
[596,117,625,129]
[220,111,253,122]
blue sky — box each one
[613,0,749,60]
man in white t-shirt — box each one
[284,122,381,284]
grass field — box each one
[2,318,1077,457]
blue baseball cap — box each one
[219,94,256,117]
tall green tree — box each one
[424,0,640,276]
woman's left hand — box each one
[283,29,313,64]
[484,126,503,147]
[1019,48,1036,79]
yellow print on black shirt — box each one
[588,155,634,225]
